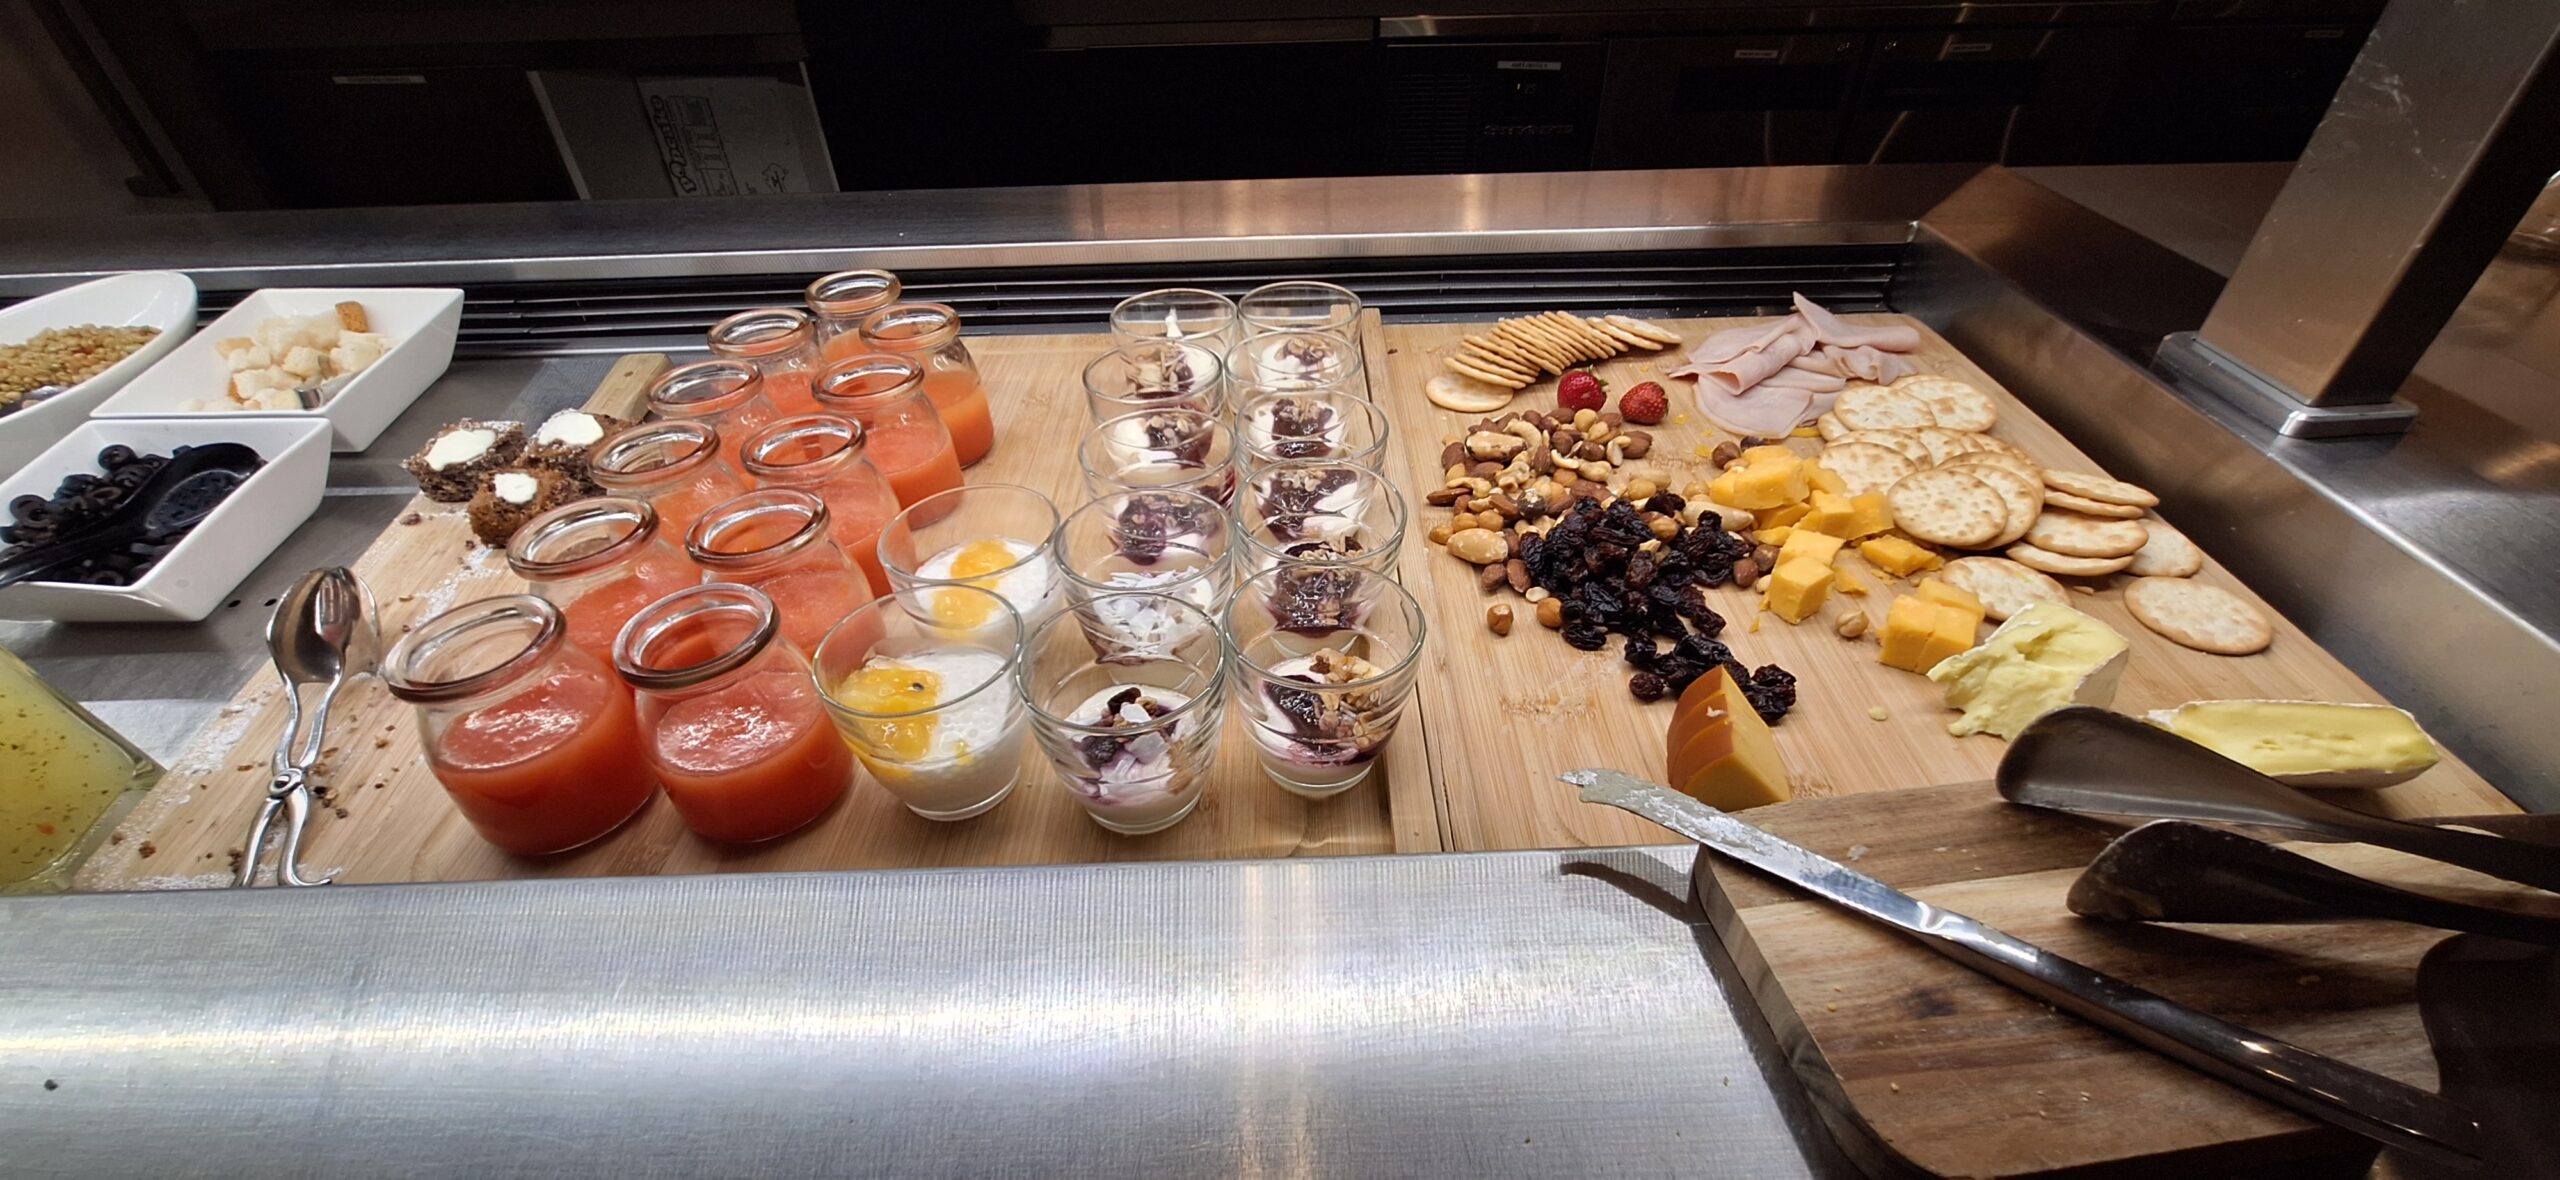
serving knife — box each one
[1566,768,2487,1170]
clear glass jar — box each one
[647,358,781,474]
[1019,593,1226,835]
[0,646,160,893]
[809,354,965,511]
[589,419,751,540]
[806,269,903,360]
[507,495,703,660]
[1054,488,1233,656]
[1234,387,1391,471]
[814,585,1028,822]
[1109,287,1237,350]
[741,414,907,593]
[858,301,993,467]
[1237,280,1361,340]
[614,583,853,844]
[382,594,658,856]
[707,308,825,416]
[1082,338,1229,421]
[1078,407,1239,507]
[685,488,875,656]
[877,484,1067,636]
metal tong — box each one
[238,567,376,887]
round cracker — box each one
[1457,344,1535,383]
[2041,489,2144,520]
[1835,383,1936,432]
[1588,317,1650,351]
[1953,463,2044,548]
[1426,373,1517,413]
[2124,576,2271,655]
[2127,519,2205,578]
[1968,434,2034,462]
[2004,541,2135,578]
[2042,469,2158,508]
[1899,375,1998,432]
[2023,510,2147,559]
[1817,441,1917,498]
[1910,426,1968,468]
[1467,332,1543,375]
[1945,449,2041,485]
[1606,315,1681,347]
[1940,557,2068,622]
[1445,355,1529,391]
[1887,469,2005,548]
[1815,413,1849,442]
[1840,429,1929,464]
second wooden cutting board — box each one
[1692,783,2559,1178]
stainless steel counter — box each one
[0,845,1846,1178]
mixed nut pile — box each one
[1422,405,1800,720]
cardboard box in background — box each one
[533,66,838,199]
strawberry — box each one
[1619,381,1669,425]
[1556,369,1606,413]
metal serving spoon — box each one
[2070,820,2560,945]
[2000,708,2560,895]
[237,567,378,887]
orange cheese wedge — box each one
[1665,667,1792,811]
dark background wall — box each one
[15,0,2387,214]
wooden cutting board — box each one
[1371,317,2514,852]
[1692,783,2560,1178]
[78,329,1418,889]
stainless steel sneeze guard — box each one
[0,848,1841,1179]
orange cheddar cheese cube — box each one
[1914,578,1987,630]
[1665,667,1792,812]
[1836,566,1870,596]
[1765,556,1835,623]
[1879,595,1947,674]
[1920,604,1980,670]
[1798,490,1857,537]
[1711,446,1811,510]
[1859,535,1942,578]
[1740,444,1799,465]
[1805,463,1848,496]
[1841,492,1894,539]
[1754,500,1812,530]
[1776,528,1846,570]
[1754,526,1794,546]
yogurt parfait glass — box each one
[1109,287,1238,351]
[815,585,1029,821]
[1234,387,1390,472]
[1237,281,1361,340]
[1226,329,1363,392]
[1054,488,1232,658]
[1081,338,1229,422]
[878,484,1067,636]
[1224,565,1424,798]
[1232,461,1406,580]
[1018,594,1226,835]
[1078,407,1239,507]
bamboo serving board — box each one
[1371,317,2513,853]
[79,332,1414,889]
[1693,783,2560,1177]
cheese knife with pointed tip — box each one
[1565,768,2486,1170]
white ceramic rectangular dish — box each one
[0,417,331,622]
[94,287,461,452]
[0,271,197,478]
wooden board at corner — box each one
[1373,316,2511,854]
[78,331,1410,890]
[1693,783,2560,1177]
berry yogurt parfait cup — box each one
[1223,565,1424,798]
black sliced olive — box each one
[96,444,138,470]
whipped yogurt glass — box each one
[1019,593,1226,835]
[879,483,1066,636]
[1234,388,1389,473]
[1056,488,1233,659]
[814,585,1028,821]
[1078,407,1238,508]
[1223,565,1424,798]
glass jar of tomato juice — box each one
[384,595,658,856]
[508,496,702,660]
[707,308,825,416]
[686,489,875,655]
[857,302,994,467]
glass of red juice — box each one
[614,583,854,844]
[507,496,702,661]
[383,595,659,856]
[685,488,876,656]
[742,411,912,585]
[646,359,783,476]
[589,419,751,542]
[807,269,902,361]
[707,307,825,417]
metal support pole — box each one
[2158,1,2560,438]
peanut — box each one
[1486,604,1514,636]
[1646,514,1678,540]
[1623,478,1659,503]
[1572,408,1598,429]
[1536,597,1565,629]
[1426,522,1453,546]
[1836,611,1870,639]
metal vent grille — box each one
[189,245,1903,354]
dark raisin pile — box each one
[1520,495,1799,722]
